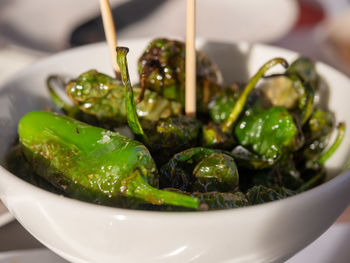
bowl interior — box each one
[1,38,349,177]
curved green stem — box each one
[220,58,289,133]
[287,73,315,125]
[296,172,324,193]
[126,169,200,210]
[47,75,80,117]
[318,122,346,165]
[116,47,147,141]
[295,121,343,193]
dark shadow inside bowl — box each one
[201,41,251,85]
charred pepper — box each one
[18,111,200,210]
[138,38,222,113]
[117,46,201,164]
[48,70,183,127]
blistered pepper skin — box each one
[138,38,221,113]
[65,70,182,124]
[234,106,299,161]
[160,147,239,193]
[18,111,200,209]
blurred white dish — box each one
[1,0,298,51]
[0,38,349,263]
[315,8,350,75]
[0,202,13,227]
[122,0,299,43]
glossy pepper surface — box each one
[18,111,200,209]
[117,46,202,164]
[64,70,182,124]
[164,188,248,210]
[160,147,239,193]
[234,106,299,161]
[201,58,289,149]
[138,38,222,113]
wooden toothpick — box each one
[99,0,120,79]
[185,0,196,116]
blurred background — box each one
[0,0,350,82]
[0,0,350,261]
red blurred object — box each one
[295,0,326,28]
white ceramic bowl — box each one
[0,39,350,263]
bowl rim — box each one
[1,39,350,218]
[1,164,350,218]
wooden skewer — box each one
[185,0,196,116]
[99,0,120,79]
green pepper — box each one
[201,58,289,149]
[201,122,236,150]
[49,70,183,127]
[192,152,239,192]
[156,188,248,210]
[194,191,248,209]
[230,145,273,170]
[305,108,334,141]
[140,116,201,165]
[48,75,123,130]
[138,38,222,113]
[246,185,295,205]
[261,58,316,126]
[47,75,82,118]
[245,155,304,191]
[65,70,126,123]
[165,188,248,210]
[286,73,315,126]
[117,46,201,164]
[160,147,239,193]
[234,106,300,161]
[18,111,200,210]
[208,85,240,124]
[296,122,346,193]
[300,107,335,161]
[287,57,318,90]
[227,66,315,169]
[5,142,63,194]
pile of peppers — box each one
[6,38,345,211]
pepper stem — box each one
[116,47,148,143]
[287,73,315,125]
[124,169,200,210]
[220,58,289,133]
[296,171,324,193]
[138,71,147,103]
[297,122,346,193]
[47,75,80,117]
[318,122,346,165]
